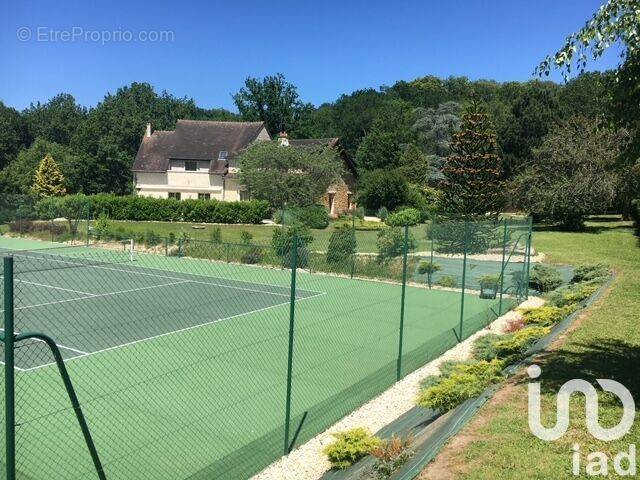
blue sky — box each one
[0,0,621,111]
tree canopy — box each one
[237,141,343,209]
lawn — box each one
[420,216,640,479]
[99,219,431,253]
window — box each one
[218,151,228,160]
[168,192,181,200]
[239,190,250,201]
[185,160,198,172]
[198,193,211,200]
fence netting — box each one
[0,206,531,480]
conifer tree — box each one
[441,99,504,218]
[32,154,67,197]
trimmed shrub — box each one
[376,206,389,221]
[274,204,329,229]
[144,229,162,247]
[324,428,382,470]
[435,275,457,288]
[47,194,271,224]
[385,207,422,227]
[210,227,222,244]
[417,261,441,287]
[326,225,357,265]
[571,263,610,284]
[529,264,563,292]
[272,223,314,268]
[376,227,416,262]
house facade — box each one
[133,120,356,216]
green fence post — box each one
[4,255,15,480]
[498,219,508,315]
[396,225,409,381]
[284,234,299,455]
[458,222,469,341]
[350,208,356,279]
[86,206,91,246]
[525,217,533,300]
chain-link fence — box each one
[1,209,531,480]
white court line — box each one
[16,279,95,296]
[6,280,192,312]
[20,290,327,373]
[12,252,310,298]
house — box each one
[133,120,356,216]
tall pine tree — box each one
[441,99,504,218]
[32,154,67,197]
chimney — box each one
[145,122,152,138]
[277,131,289,147]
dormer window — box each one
[218,151,228,161]
[185,160,198,172]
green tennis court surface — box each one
[0,237,515,480]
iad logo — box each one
[527,364,637,476]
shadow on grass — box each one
[533,224,634,235]
[513,339,640,407]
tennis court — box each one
[1,236,517,480]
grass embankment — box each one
[420,216,640,479]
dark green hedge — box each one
[36,194,271,224]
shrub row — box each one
[36,194,271,224]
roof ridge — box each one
[177,119,264,126]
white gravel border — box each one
[252,296,545,480]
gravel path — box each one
[252,296,545,480]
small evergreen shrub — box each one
[300,204,330,229]
[529,264,563,292]
[417,360,503,412]
[209,227,222,244]
[546,283,599,307]
[355,206,365,220]
[520,305,572,327]
[571,263,610,283]
[376,206,389,221]
[324,428,382,470]
[472,333,503,361]
[93,213,113,240]
[326,225,357,264]
[435,275,457,288]
[376,227,416,262]
[417,261,441,287]
[272,223,314,268]
[385,208,422,227]
[144,229,161,247]
[493,326,550,359]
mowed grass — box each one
[99,219,430,252]
[420,216,640,479]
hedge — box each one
[35,194,271,224]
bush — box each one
[93,213,113,240]
[417,360,504,412]
[46,194,271,224]
[529,264,563,292]
[210,227,222,243]
[478,274,500,290]
[472,333,503,361]
[417,261,441,287]
[371,435,414,479]
[520,305,572,327]
[327,225,357,265]
[324,428,382,470]
[272,223,314,268]
[493,326,550,359]
[355,206,365,220]
[144,229,162,247]
[632,199,639,233]
[545,283,599,307]
[239,230,253,244]
[274,204,329,229]
[376,227,416,262]
[571,263,610,283]
[241,245,263,265]
[385,208,422,227]
[300,204,330,229]
[376,206,389,221]
[435,275,457,288]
